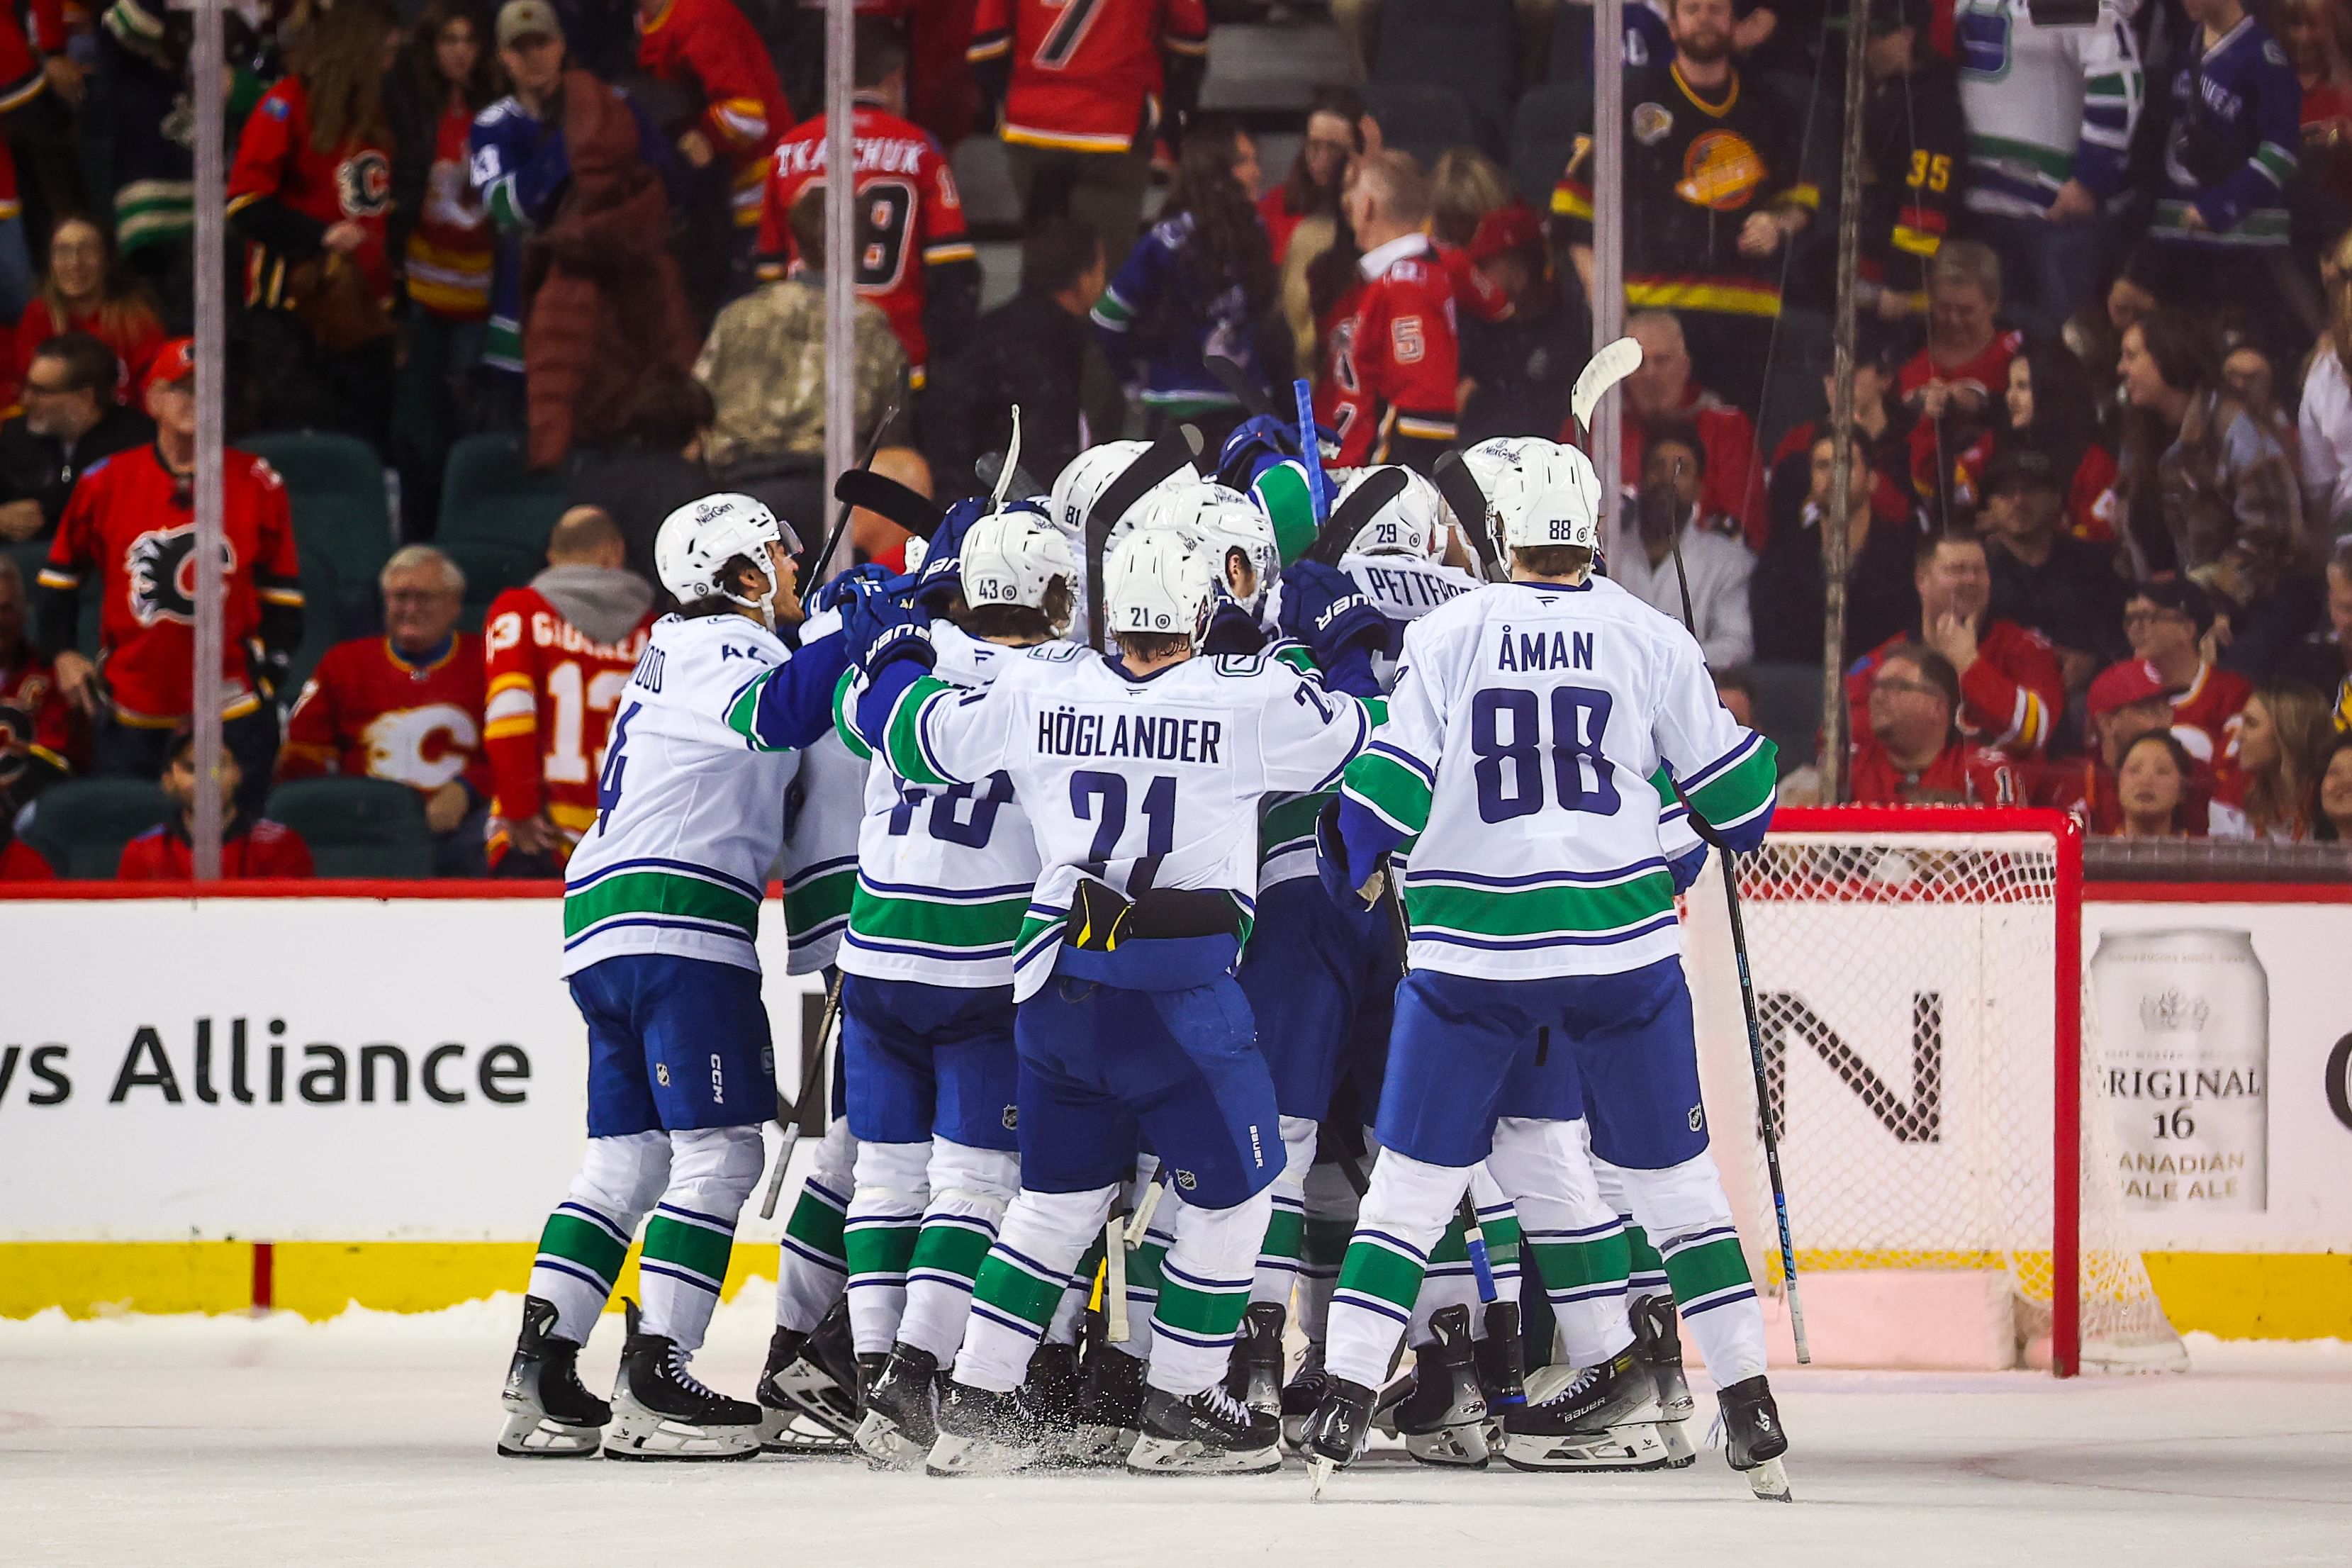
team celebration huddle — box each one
[494,356,1791,1502]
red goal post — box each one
[1685,807,2184,1377]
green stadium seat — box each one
[264,777,435,879]
[18,778,174,879]
[1363,82,1482,176]
[437,537,542,634]
[1510,82,1589,209]
[243,431,396,633]
[1745,663,1829,777]
[438,434,569,557]
[280,551,342,702]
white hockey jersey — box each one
[839,624,1041,989]
[873,644,1372,999]
[1340,575,1777,982]
[1954,0,2144,218]
[562,613,806,977]
[776,727,866,974]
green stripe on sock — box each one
[1157,1275,1250,1338]
[1335,1238,1426,1311]
[908,1220,995,1285]
[784,1187,846,1265]
[537,1211,629,1284]
[1662,1236,1752,1301]
[1304,1219,1353,1269]
[1528,1230,1632,1292]
[1428,1216,1469,1265]
[1126,1238,1167,1295]
[844,1219,920,1279]
[973,1251,1065,1328]
[642,1214,735,1284]
[1482,1213,1522,1270]
[1627,1223,1664,1276]
[1258,1208,1304,1262]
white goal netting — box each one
[1684,822,2185,1373]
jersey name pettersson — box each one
[1034,708,1225,763]
[1352,561,1472,613]
[1493,627,1598,673]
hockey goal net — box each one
[1683,807,2185,1375]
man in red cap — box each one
[1849,642,2021,806]
[1459,203,1581,443]
[35,339,303,813]
[2030,658,2189,829]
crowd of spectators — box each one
[1,0,2350,878]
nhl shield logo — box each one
[655,1063,671,1087]
[1001,1105,1019,1131]
[1173,1169,1197,1191]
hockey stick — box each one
[1661,515,1810,1365]
[1122,1163,1174,1248]
[1293,377,1331,520]
[1430,452,1508,585]
[759,970,844,1220]
[1569,335,1645,439]
[832,469,947,542]
[1205,354,1274,417]
[1084,424,1204,652]
[800,373,909,610]
[1104,1208,1131,1343]
[1456,1192,1499,1307]
[1302,466,1410,567]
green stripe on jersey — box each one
[850,884,1029,948]
[1259,792,1329,864]
[784,1184,846,1264]
[1405,866,1674,939]
[1662,1235,1752,1305]
[883,678,956,786]
[1684,736,1779,831]
[1253,459,1320,566]
[832,668,873,758]
[1342,749,1433,836]
[564,870,759,941]
[972,1248,1065,1328]
[785,866,856,941]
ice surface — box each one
[4,1293,2346,1568]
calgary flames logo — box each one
[125,525,237,627]
[361,704,481,790]
[1675,130,1765,211]
[337,150,394,218]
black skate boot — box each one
[1716,1374,1793,1501]
[1279,1344,1333,1452]
[603,1300,762,1461]
[1017,1341,1087,1467]
[925,1379,1042,1477]
[1128,1384,1284,1474]
[1499,1347,1670,1472]
[754,1324,856,1455]
[854,1343,941,1468]
[1068,1345,1148,1467]
[1630,1294,1696,1467]
[1301,1376,1381,1496]
[1477,1301,1527,1413]
[498,1294,608,1458]
[1223,1301,1287,1414]
[1391,1306,1490,1468]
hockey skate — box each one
[1017,1342,1087,1467]
[853,1344,941,1468]
[603,1301,762,1461]
[497,1295,609,1458]
[1631,1294,1696,1467]
[1386,1306,1490,1468]
[1279,1345,1333,1452]
[1223,1302,1287,1414]
[1301,1376,1380,1497]
[1715,1374,1793,1501]
[1126,1384,1284,1474]
[1065,1345,1148,1467]
[1499,1348,1671,1472]
[754,1311,859,1455]
[925,1379,1043,1477]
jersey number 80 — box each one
[1470,685,1620,822]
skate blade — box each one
[602,1407,761,1462]
[924,1430,1038,1478]
[1125,1434,1284,1474]
[757,1401,853,1455]
[1404,1423,1491,1469]
[1499,1421,1674,1473]
[853,1411,926,1469]
[1659,1418,1697,1468]
[1056,1423,1134,1469]
[1308,1455,1335,1499]
[1746,1456,1794,1501]
[495,1412,602,1458]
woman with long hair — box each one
[225,0,403,447]
[2217,683,2334,839]
[2116,307,2302,580]
[2112,729,2210,839]
[2297,230,2352,530]
[1996,336,2119,542]
[1092,119,1284,450]
[1267,87,1365,373]
[1428,147,1511,250]
[10,215,168,398]
[2312,732,2352,841]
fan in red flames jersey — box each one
[1849,642,2022,807]
[119,724,314,880]
[481,508,657,873]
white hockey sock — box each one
[1407,1165,1525,1344]
[529,1131,669,1344]
[1294,1158,1363,1349]
[639,1125,763,1354]
[1489,1118,1634,1367]
[1250,1116,1318,1307]
[959,1185,1116,1393]
[1323,1151,1469,1389]
[773,1119,856,1333]
[1146,1185,1275,1398]
[1622,1152,1765,1384]
[1591,1150,1673,1309]
[1121,1184,1177,1367]
[844,1139,929,1355]
[897,1141,1019,1366]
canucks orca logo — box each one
[125,525,239,628]
[337,150,393,218]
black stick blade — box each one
[833,469,948,540]
[1084,425,1204,651]
[1204,354,1272,418]
[1305,466,1411,566]
[1431,452,1506,583]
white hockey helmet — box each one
[1500,442,1606,554]
[1335,464,1448,560]
[656,493,799,622]
[961,508,1079,625]
[1137,480,1279,614]
[1104,525,1216,645]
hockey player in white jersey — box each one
[498,494,864,1462]
[836,509,1073,1466]
[844,525,1374,1475]
[1301,447,1793,1496]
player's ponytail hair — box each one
[1163,121,1277,318]
[293,0,396,155]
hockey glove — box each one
[816,562,917,615]
[1667,842,1708,895]
[1203,594,1269,656]
[1278,559,1386,663]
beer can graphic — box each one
[2092,929,2268,1213]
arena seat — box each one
[1743,661,1827,775]
[437,435,569,558]
[17,778,174,879]
[1509,82,1590,208]
[1363,82,1482,174]
[242,431,394,634]
[264,777,435,879]
[1370,0,1515,154]
[279,551,341,702]
[435,537,541,634]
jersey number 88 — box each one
[1469,685,1619,822]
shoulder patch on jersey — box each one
[2263,39,2288,66]
[1026,642,1087,663]
[1633,102,1673,144]
[1213,653,1266,676]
